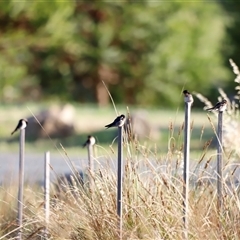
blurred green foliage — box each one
[218,0,240,91]
[0,0,233,106]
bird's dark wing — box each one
[11,123,20,135]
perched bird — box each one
[206,99,227,112]
[82,135,96,147]
[11,119,28,135]
[105,114,126,128]
[183,90,194,105]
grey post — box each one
[183,102,191,236]
[83,136,95,190]
[44,151,50,239]
[117,125,123,240]
[87,143,94,190]
[88,144,94,174]
[217,111,223,210]
[182,90,193,239]
[17,128,25,240]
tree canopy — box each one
[0,1,232,107]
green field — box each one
[0,103,216,156]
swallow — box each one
[206,99,227,112]
[183,90,194,105]
[83,135,96,147]
[11,119,28,135]
[105,114,126,128]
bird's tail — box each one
[206,107,213,111]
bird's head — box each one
[183,90,190,95]
[120,114,125,120]
[21,119,28,125]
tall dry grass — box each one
[1,135,240,239]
